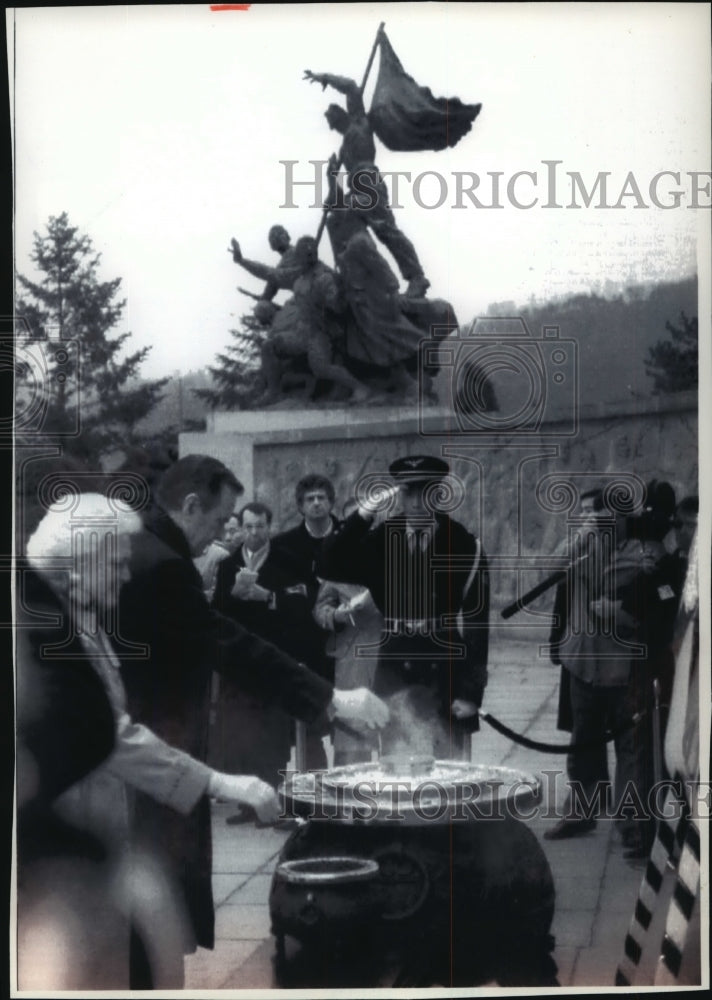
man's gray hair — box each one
[26,492,143,568]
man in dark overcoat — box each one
[212,501,309,791]
[270,473,343,768]
[117,456,389,955]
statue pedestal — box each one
[180,405,455,504]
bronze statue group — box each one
[229,33,480,407]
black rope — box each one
[480,710,645,754]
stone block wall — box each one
[181,391,697,641]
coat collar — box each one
[142,504,193,561]
[301,514,341,540]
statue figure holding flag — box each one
[304,68,430,299]
[303,25,480,301]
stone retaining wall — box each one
[180,391,697,642]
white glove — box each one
[347,590,370,613]
[451,698,479,720]
[333,604,353,626]
[208,772,280,824]
[331,687,389,730]
[246,583,272,603]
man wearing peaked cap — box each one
[320,452,489,760]
[388,454,450,483]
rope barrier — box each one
[479,710,644,755]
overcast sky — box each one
[9,2,711,378]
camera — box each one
[6,317,81,440]
[420,317,578,437]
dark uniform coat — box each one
[319,510,489,750]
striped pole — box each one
[615,779,689,986]
[654,818,701,985]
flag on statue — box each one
[369,30,481,152]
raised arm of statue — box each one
[303,70,365,117]
[229,238,280,285]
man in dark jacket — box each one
[117,456,389,954]
[546,482,678,857]
[270,473,343,768]
[212,501,306,791]
[319,455,490,760]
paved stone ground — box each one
[185,637,702,990]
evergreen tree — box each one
[15,213,169,459]
[645,311,698,394]
[194,313,266,410]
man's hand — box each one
[590,596,638,632]
[304,70,328,89]
[229,238,242,263]
[333,605,352,627]
[231,568,258,600]
[451,698,479,720]
[208,773,280,824]
[331,687,389,730]
[357,484,400,521]
[246,583,272,603]
[589,596,620,621]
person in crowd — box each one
[211,502,303,800]
[546,488,634,843]
[666,495,699,601]
[222,511,244,553]
[546,481,678,858]
[591,479,679,857]
[313,498,384,765]
[116,455,389,962]
[549,488,605,751]
[194,510,243,602]
[195,509,244,771]
[270,473,343,768]
[17,493,280,989]
[319,455,489,760]
[16,624,121,990]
